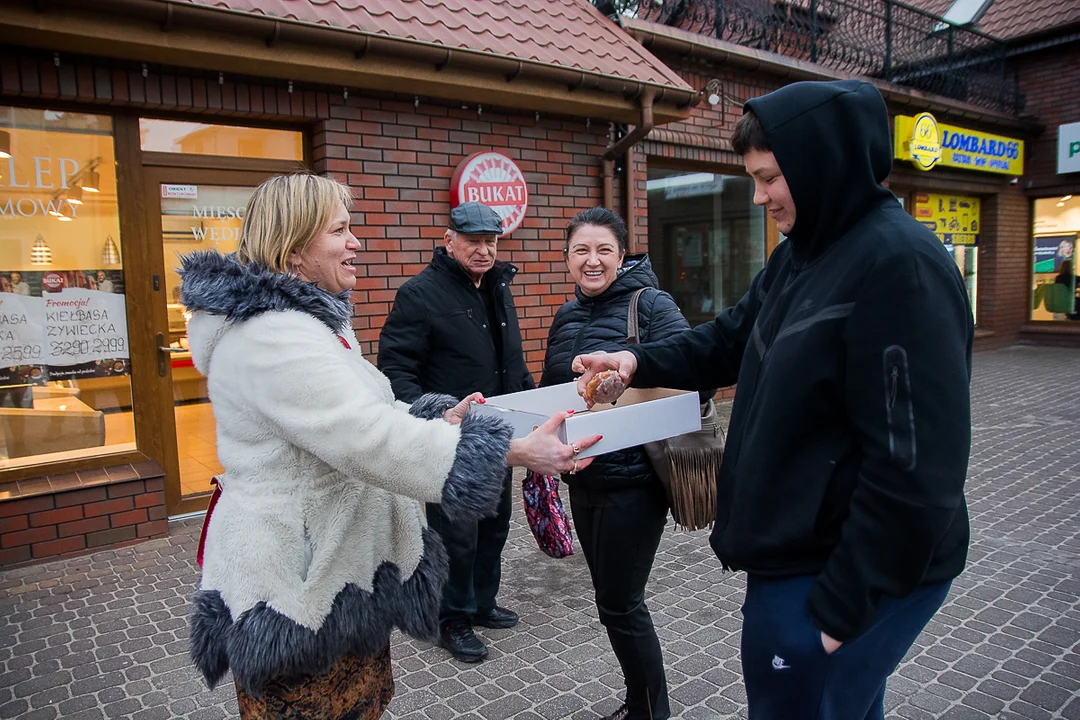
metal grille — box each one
[600,0,1024,114]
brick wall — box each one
[309,100,613,371]
[1015,43,1080,188]
[0,471,167,567]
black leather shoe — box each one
[438,620,488,663]
[473,605,519,629]
[600,703,629,720]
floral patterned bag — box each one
[522,470,574,558]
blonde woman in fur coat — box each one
[183,174,595,719]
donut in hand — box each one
[584,370,626,405]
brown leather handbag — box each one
[627,288,725,531]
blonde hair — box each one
[234,174,353,272]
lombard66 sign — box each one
[450,151,529,235]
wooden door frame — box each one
[139,162,300,516]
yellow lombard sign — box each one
[894,113,1024,175]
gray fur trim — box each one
[189,528,447,695]
[178,251,350,334]
[189,591,231,687]
[439,412,512,522]
[409,393,459,420]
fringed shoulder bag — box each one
[627,288,725,531]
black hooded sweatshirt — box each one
[627,80,974,641]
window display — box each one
[1031,196,1079,321]
[0,107,134,470]
[914,193,980,323]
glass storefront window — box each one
[160,183,254,498]
[646,169,766,326]
[1031,196,1078,321]
[0,107,134,470]
[139,119,303,160]
[913,193,980,324]
[945,244,978,325]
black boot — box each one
[473,605,519,629]
[438,619,488,663]
[600,703,629,720]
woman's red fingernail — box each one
[478,398,485,403]
[597,435,603,440]
[566,409,575,414]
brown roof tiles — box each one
[902,0,1080,40]
[178,0,692,90]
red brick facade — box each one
[1016,43,1080,190]
[0,470,167,567]
[309,97,613,368]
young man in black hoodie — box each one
[572,80,973,719]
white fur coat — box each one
[180,251,511,694]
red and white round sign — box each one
[41,272,65,292]
[450,151,528,236]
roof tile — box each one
[176,0,691,90]
[903,0,1080,40]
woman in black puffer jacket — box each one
[541,207,691,720]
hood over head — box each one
[745,79,894,262]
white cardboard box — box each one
[471,382,701,459]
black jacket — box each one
[378,247,534,403]
[628,80,974,641]
[541,255,689,490]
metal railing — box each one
[600,0,1023,114]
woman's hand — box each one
[444,392,485,425]
[507,411,601,476]
[572,350,638,408]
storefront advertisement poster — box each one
[0,292,46,370]
[0,270,129,386]
[1033,235,1075,274]
[914,193,980,245]
[44,287,129,367]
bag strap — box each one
[626,287,649,346]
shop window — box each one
[0,107,134,471]
[139,119,303,160]
[646,169,766,326]
[1031,196,1078,321]
[913,193,979,324]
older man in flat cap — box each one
[378,201,534,663]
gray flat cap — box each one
[449,202,504,235]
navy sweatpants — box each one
[740,575,950,720]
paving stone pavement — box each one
[1,345,1078,720]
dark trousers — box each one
[740,574,951,720]
[570,481,670,720]
[426,468,514,623]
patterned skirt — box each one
[235,646,395,720]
